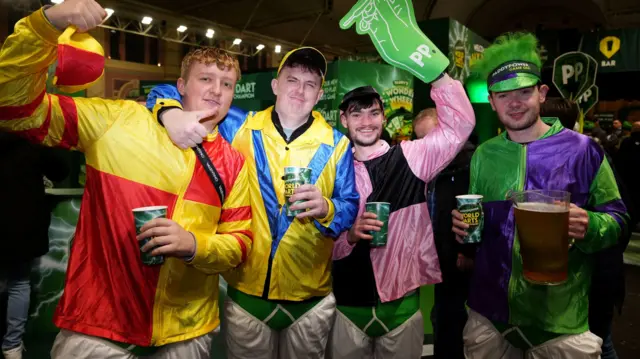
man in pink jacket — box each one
[329,73,475,358]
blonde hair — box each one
[180,47,241,80]
[413,108,437,128]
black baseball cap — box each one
[339,86,383,111]
[277,47,327,82]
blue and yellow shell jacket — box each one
[148,87,359,301]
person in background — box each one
[615,121,640,230]
[413,108,475,359]
[0,133,68,359]
[602,119,624,155]
[612,119,623,138]
[591,118,607,143]
[540,99,637,359]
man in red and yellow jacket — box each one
[0,0,251,357]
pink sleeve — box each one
[400,76,476,183]
[333,231,355,260]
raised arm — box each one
[0,5,124,151]
[400,74,475,183]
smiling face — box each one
[340,97,385,148]
[489,84,549,131]
[177,48,240,126]
[271,65,323,121]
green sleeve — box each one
[575,157,625,253]
[469,152,479,195]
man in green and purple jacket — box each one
[452,32,628,358]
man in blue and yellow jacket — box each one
[148,47,359,358]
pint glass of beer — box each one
[512,190,570,285]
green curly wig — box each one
[473,32,543,92]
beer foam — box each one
[515,202,568,213]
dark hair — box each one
[341,95,383,115]
[279,48,325,79]
[281,60,323,78]
[540,97,580,130]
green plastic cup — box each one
[456,195,484,244]
[366,202,390,247]
[284,167,312,216]
[133,206,167,266]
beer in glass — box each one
[512,190,570,285]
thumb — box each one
[196,108,219,123]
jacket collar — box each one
[501,119,565,144]
[354,140,390,162]
[245,106,335,146]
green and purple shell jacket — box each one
[468,119,628,335]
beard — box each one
[348,127,382,147]
[500,107,540,132]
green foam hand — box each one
[340,0,450,83]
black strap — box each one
[192,144,226,204]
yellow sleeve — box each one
[152,98,183,121]
[0,9,121,151]
[188,162,253,274]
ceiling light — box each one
[105,8,114,19]
[275,45,281,53]
[141,16,153,25]
[206,29,215,38]
[177,25,187,33]
[256,44,265,51]
[233,38,242,45]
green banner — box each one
[315,63,340,128]
[231,70,277,111]
[448,19,489,82]
[581,28,640,73]
[332,61,414,143]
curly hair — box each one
[180,47,241,81]
[472,32,542,81]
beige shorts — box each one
[463,310,603,359]
[50,329,215,359]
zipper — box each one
[151,148,196,344]
[262,251,275,299]
[517,144,527,192]
[262,200,284,299]
[507,143,527,322]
